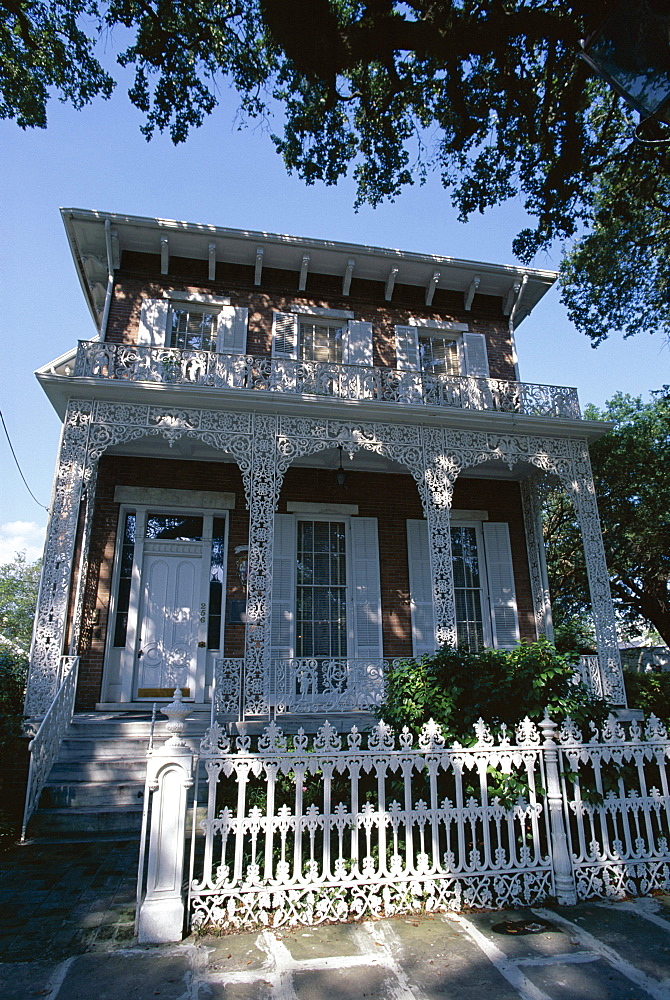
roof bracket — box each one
[464,275,480,311]
[425,271,441,307]
[160,237,169,275]
[503,281,521,316]
[208,243,217,281]
[299,253,310,291]
[254,247,264,286]
[343,258,355,296]
[385,266,399,301]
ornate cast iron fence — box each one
[187,717,559,931]
[73,341,581,419]
[21,655,79,840]
[558,714,670,900]
[136,708,670,940]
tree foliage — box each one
[3,0,670,342]
[544,390,670,645]
[0,551,41,654]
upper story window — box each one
[395,321,489,379]
[299,320,345,364]
[169,306,219,352]
[418,334,460,376]
[136,295,248,355]
[272,309,372,367]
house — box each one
[25,209,627,749]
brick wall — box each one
[77,455,533,707]
[105,251,516,379]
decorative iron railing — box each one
[578,654,603,699]
[274,657,387,715]
[72,341,581,419]
[21,655,79,840]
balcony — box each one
[71,341,581,419]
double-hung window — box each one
[406,516,520,655]
[271,309,374,398]
[299,320,345,365]
[395,320,490,405]
[137,294,248,355]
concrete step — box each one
[28,804,145,836]
[40,780,146,809]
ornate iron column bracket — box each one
[25,400,94,718]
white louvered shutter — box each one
[463,332,490,377]
[350,518,383,660]
[271,312,299,358]
[406,519,437,656]
[344,321,373,366]
[137,299,169,347]
[394,324,420,369]
[216,306,248,354]
[482,522,520,649]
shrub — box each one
[624,670,670,727]
[379,639,610,743]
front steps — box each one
[27,711,211,840]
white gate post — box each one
[539,714,577,906]
[138,690,195,943]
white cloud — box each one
[0,521,47,565]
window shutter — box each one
[270,514,296,662]
[272,312,299,358]
[463,332,490,377]
[482,522,520,650]
[137,299,169,347]
[344,321,373,366]
[406,519,437,656]
[394,324,420,370]
[216,306,248,354]
[350,518,383,660]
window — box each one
[406,517,519,655]
[169,306,219,352]
[295,520,348,658]
[418,334,460,376]
[299,320,344,364]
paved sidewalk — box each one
[3,837,670,999]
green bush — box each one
[624,670,670,727]
[379,639,610,743]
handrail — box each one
[72,341,582,420]
[21,655,79,841]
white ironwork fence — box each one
[187,717,559,931]
[137,708,670,940]
[21,655,79,840]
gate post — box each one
[539,714,577,906]
[138,690,195,943]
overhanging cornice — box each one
[61,208,557,333]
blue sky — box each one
[1,77,667,563]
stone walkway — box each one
[2,836,670,999]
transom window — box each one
[418,335,460,376]
[299,320,344,364]
[169,306,218,352]
[296,520,348,658]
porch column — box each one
[242,413,281,717]
[520,477,554,642]
[25,399,94,718]
[423,429,458,648]
[567,441,626,705]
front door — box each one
[135,543,205,699]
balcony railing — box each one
[72,341,581,419]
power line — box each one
[0,410,49,513]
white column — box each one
[520,477,554,641]
[567,441,626,705]
[243,413,282,717]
